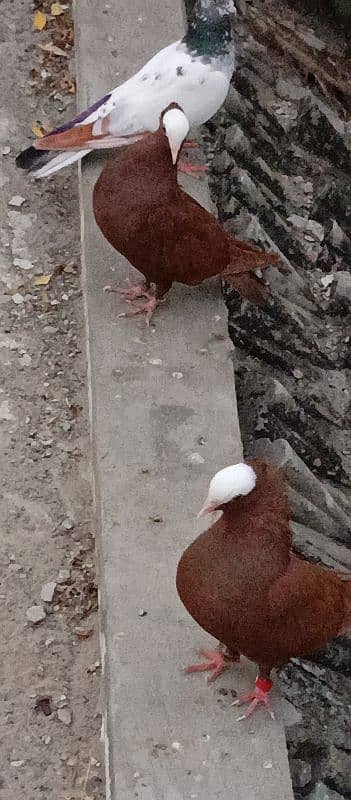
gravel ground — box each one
[1,2,104,798]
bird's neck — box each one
[130,132,178,200]
[184,8,233,60]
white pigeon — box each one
[17,0,235,178]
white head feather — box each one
[198,463,256,517]
[163,108,190,164]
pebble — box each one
[8,195,26,207]
[43,735,51,745]
[11,760,25,768]
[149,358,163,366]
[188,452,205,465]
[12,293,24,305]
[2,146,11,155]
[61,518,74,531]
[26,605,46,624]
[57,568,70,584]
[293,368,303,380]
[57,707,72,726]
[40,581,57,603]
[19,354,32,367]
[13,257,33,271]
[138,608,147,617]
[172,372,183,379]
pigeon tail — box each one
[223,242,279,305]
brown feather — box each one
[93,126,279,304]
[176,458,351,671]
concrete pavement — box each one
[75,0,294,797]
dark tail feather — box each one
[226,271,270,306]
[16,145,53,172]
[223,243,279,305]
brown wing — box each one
[143,192,232,286]
[268,553,347,656]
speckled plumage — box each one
[17,0,235,177]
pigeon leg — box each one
[231,672,275,721]
[185,645,240,683]
[103,278,150,302]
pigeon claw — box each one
[184,648,239,683]
[118,295,158,326]
[231,678,275,721]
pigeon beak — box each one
[197,499,218,518]
[170,141,181,165]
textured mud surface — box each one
[0,2,104,798]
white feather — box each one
[207,463,256,505]
[33,38,234,177]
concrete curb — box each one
[75,0,294,797]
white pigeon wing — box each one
[92,40,231,136]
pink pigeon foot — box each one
[103,279,150,302]
[231,676,275,721]
[118,295,158,326]
[185,648,240,683]
[178,161,209,177]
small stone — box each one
[12,293,24,305]
[335,271,351,304]
[149,358,162,366]
[8,195,26,207]
[171,741,182,751]
[19,353,32,367]
[138,608,147,617]
[57,569,70,584]
[57,707,72,726]
[2,146,11,155]
[26,605,46,624]
[37,664,45,678]
[293,368,303,380]
[307,781,344,800]
[320,274,334,289]
[61,518,74,531]
[290,758,312,789]
[13,257,33,271]
[263,761,273,769]
[188,452,205,465]
[11,760,25,768]
[172,372,183,379]
[43,735,51,745]
[40,581,57,603]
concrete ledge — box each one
[75,0,294,797]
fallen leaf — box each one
[51,1,64,15]
[38,41,68,57]
[35,696,53,716]
[31,124,44,138]
[34,10,47,30]
[34,274,52,287]
[74,626,94,640]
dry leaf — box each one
[31,124,44,138]
[74,627,94,640]
[51,1,64,15]
[34,274,52,287]
[38,42,68,57]
[34,10,47,30]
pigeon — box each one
[93,105,279,324]
[176,459,351,720]
[16,0,236,178]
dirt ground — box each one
[1,2,104,798]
